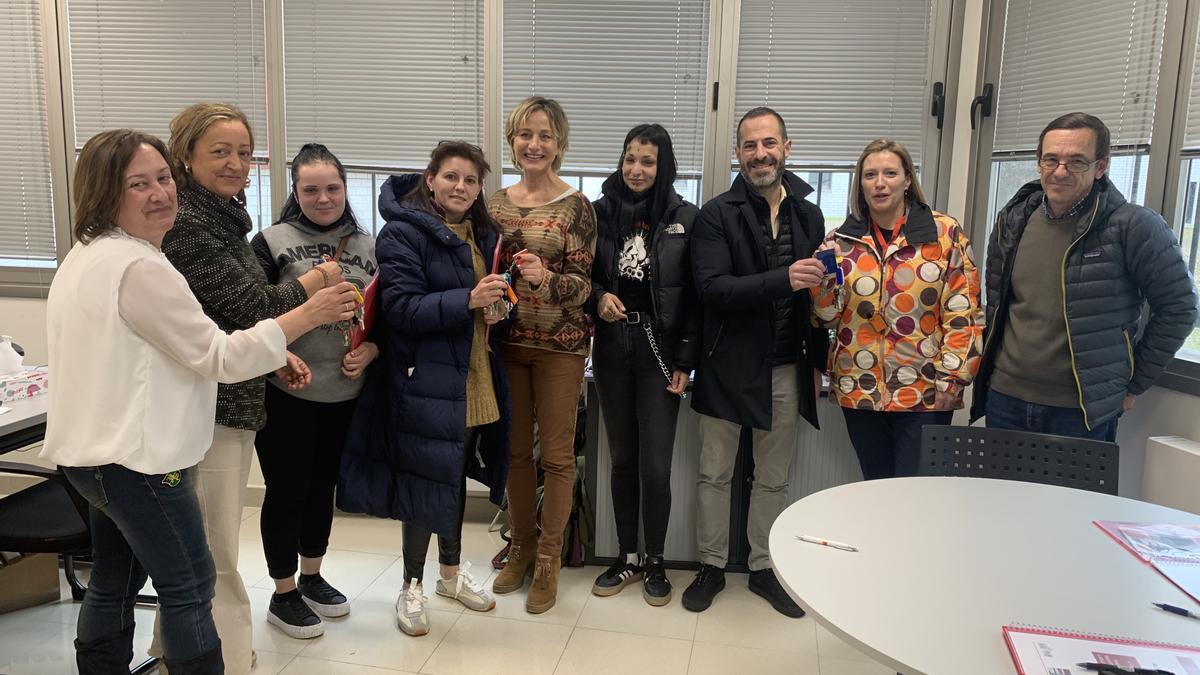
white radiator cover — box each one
[1143,436,1200,516]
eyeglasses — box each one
[1037,156,1099,174]
[437,140,482,152]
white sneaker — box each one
[395,579,430,636]
[436,562,496,612]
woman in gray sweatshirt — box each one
[249,143,378,639]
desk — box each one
[0,394,48,455]
[768,477,1200,675]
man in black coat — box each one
[682,107,829,617]
[971,112,1198,440]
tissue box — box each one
[0,370,49,402]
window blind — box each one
[0,0,57,263]
[283,0,483,168]
[68,0,267,150]
[734,0,934,166]
[992,0,1167,153]
[1183,11,1200,150]
[503,0,710,174]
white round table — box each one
[768,477,1200,675]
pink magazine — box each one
[1095,520,1200,604]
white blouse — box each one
[41,231,287,474]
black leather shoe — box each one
[592,557,643,597]
[748,568,805,618]
[681,564,725,612]
[642,555,672,606]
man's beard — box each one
[741,159,782,188]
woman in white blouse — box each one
[41,129,357,675]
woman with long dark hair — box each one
[588,124,699,606]
[338,141,511,637]
[249,143,378,638]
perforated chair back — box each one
[918,425,1119,495]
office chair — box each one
[917,425,1119,495]
[0,461,92,600]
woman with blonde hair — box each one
[156,102,350,672]
[488,96,596,614]
[811,139,983,479]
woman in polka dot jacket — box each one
[811,139,983,481]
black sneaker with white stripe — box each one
[298,573,350,618]
[591,557,643,597]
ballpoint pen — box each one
[1077,663,1175,675]
[1154,602,1200,621]
[795,535,858,552]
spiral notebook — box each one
[1003,624,1200,674]
[1095,521,1200,604]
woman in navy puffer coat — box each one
[339,142,512,635]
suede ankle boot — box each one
[492,537,537,594]
[526,554,561,614]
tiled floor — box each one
[0,508,894,674]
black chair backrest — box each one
[918,425,1119,495]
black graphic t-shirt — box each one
[616,220,652,312]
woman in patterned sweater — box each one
[488,96,596,614]
[157,103,349,674]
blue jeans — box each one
[984,389,1119,442]
[842,408,954,479]
[63,464,222,675]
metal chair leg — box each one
[64,554,158,605]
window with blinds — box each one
[1173,16,1200,360]
[992,0,1168,154]
[67,0,268,149]
[282,0,483,169]
[502,0,710,175]
[0,0,57,265]
[734,0,934,167]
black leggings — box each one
[401,428,476,584]
[255,384,356,580]
[592,321,681,557]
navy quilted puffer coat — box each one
[971,176,1198,430]
[338,174,511,536]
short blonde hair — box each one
[504,96,569,173]
[848,139,927,221]
[168,102,254,202]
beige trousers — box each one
[152,424,255,674]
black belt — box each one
[619,311,643,325]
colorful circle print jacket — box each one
[810,201,984,412]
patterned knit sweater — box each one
[488,188,597,356]
[162,184,308,430]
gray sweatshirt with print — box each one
[251,219,378,403]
